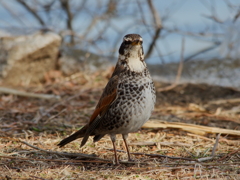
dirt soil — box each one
[0,70,239,179]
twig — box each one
[165,28,223,38]
[0,1,27,26]
[233,10,240,23]
[197,156,214,162]
[136,0,165,64]
[134,152,197,161]
[207,98,240,105]
[0,154,152,165]
[218,148,240,161]
[145,0,162,59]
[211,133,221,156]
[184,43,221,62]
[175,37,185,84]
[143,120,240,136]
[157,38,184,91]
[197,134,221,162]
[112,149,225,163]
[60,0,75,44]
[202,14,223,24]
[162,162,240,166]
[44,108,67,124]
[129,141,191,147]
[0,155,109,164]
[0,136,108,161]
[0,87,60,100]
[16,0,46,26]
[109,149,197,161]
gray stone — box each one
[0,32,61,85]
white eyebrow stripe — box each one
[124,37,132,41]
[124,37,143,41]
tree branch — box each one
[60,0,75,44]
[233,10,240,23]
[145,0,163,59]
[184,42,221,62]
[16,0,46,26]
[175,37,185,84]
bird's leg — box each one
[122,134,132,161]
[110,135,119,165]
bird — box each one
[58,34,156,164]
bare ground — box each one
[0,70,239,179]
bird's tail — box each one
[57,125,88,147]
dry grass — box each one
[0,70,240,179]
[0,130,239,179]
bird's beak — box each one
[131,40,141,46]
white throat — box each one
[119,47,145,72]
[127,57,145,72]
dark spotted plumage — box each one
[58,34,156,164]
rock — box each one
[59,47,115,76]
[0,31,61,85]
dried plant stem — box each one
[0,87,60,100]
[0,137,108,161]
[158,37,185,91]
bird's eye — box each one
[124,41,131,45]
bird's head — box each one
[118,34,145,72]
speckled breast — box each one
[97,68,156,134]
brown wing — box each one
[89,76,117,122]
[78,64,123,147]
[89,63,123,124]
[57,63,123,148]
